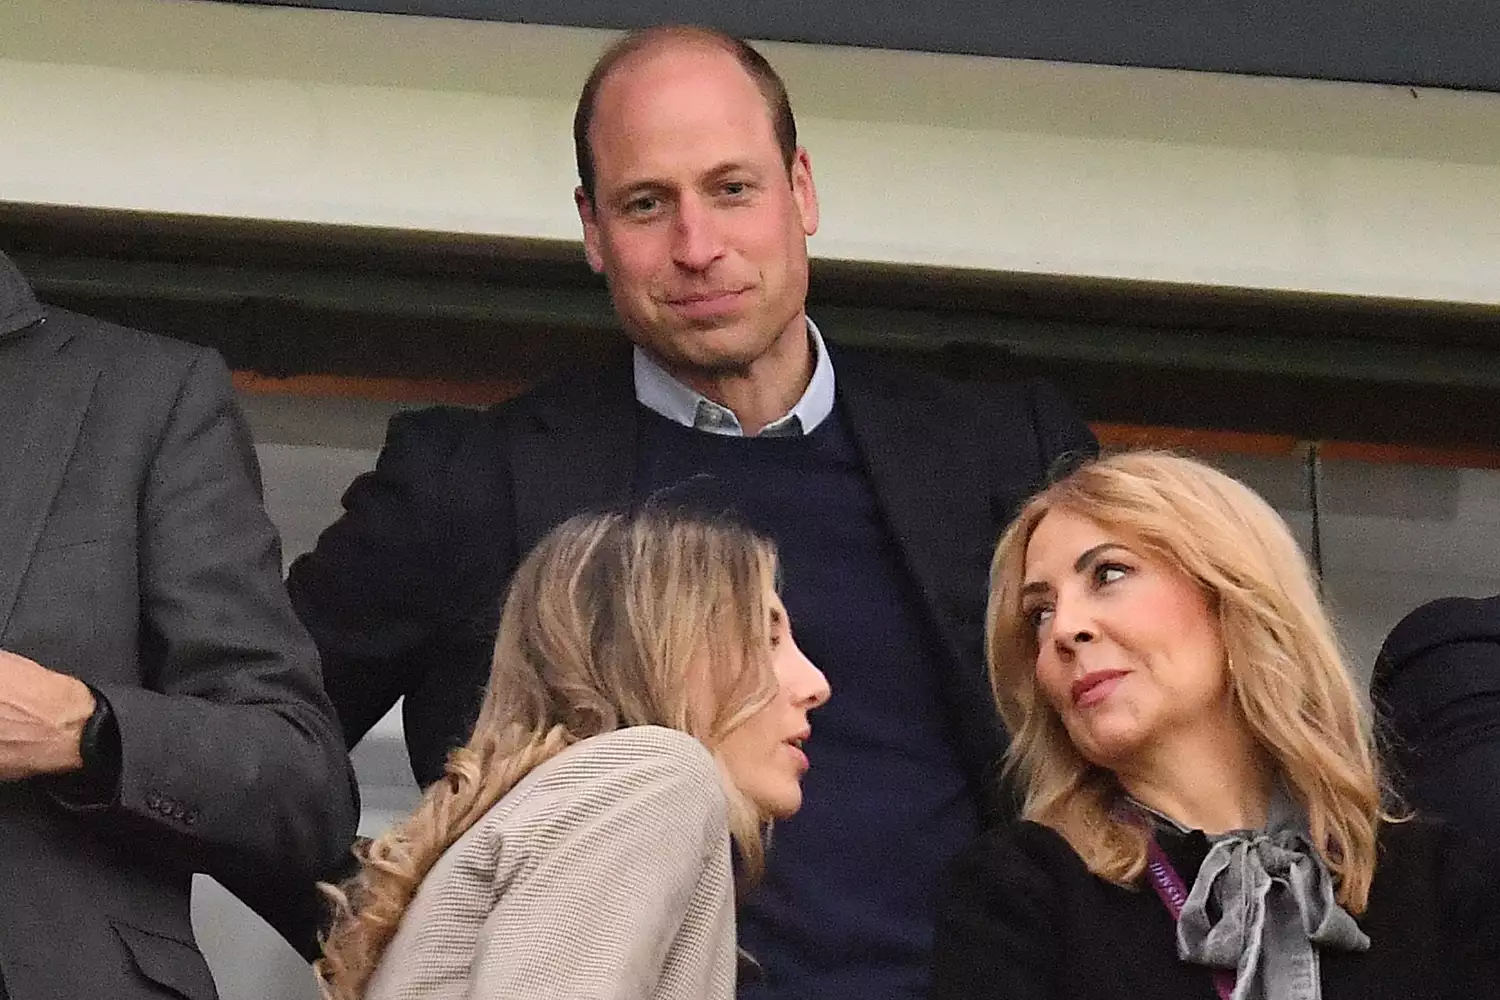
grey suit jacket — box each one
[366,726,737,1000]
[0,252,359,1000]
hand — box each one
[0,650,96,780]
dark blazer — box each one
[932,817,1500,1000]
[288,343,1094,814]
[0,253,358,1000]
[1373,594,1500,854]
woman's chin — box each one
[1070,719,1149,771]
[758,785,804,821]
[769,795,803,821]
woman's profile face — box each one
[1018,509,1230,771]
[715,592,831,820]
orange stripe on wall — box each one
[231,372,528,407]
[231,372,1500,470]
[1090,423,1304,458]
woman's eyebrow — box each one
[1021,542,1130,597]
[1019,580,1052,600]
[1072,542,1129,572]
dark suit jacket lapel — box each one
[835,348,1008,808]
[0,320,100,637]
[509,357,639,556]
[836,350,989,664]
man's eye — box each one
[625,196,660,215]
[721,181,749,197]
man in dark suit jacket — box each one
[0,250,359,1000]
[1373,594,1500,855]
[288,25,1094,1000]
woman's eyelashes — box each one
[1023,601,1054,633]
[768,607,785,648]
[1092,562,1129,587]
[1023,562,1131,633]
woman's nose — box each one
[1049,598,1097,649]
[796,654,831,709]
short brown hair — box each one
[573,25,799,205]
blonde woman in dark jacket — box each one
[933,452,1500,1000]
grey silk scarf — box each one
[1135,788,1370,1000]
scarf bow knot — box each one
[1174,798,1369,1000]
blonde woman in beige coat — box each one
[315,507,830,1000]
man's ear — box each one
[790,148,819,238]
[575,186,605,273]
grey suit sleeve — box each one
[468,740,736,1000]
[85,348,359,886]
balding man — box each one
[290,27,1094,999]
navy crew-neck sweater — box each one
[635,403,982,1000]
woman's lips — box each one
[784,731,810,771]
[1071,670,1129,707]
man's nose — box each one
[671,195,725,271]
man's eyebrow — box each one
[703,160,753,180]
[609,179,670,204]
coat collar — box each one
[508,348,639,556]
[0,251,46,338]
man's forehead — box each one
[600,34,742,88]
[588,49,781,191]
[591,41,765,132]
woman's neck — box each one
[1116,721,1276,834]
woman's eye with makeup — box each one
[1094,563,1128,586]
[1023,604,1054,632]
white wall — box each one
[3,0,1500,304]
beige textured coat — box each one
[364,726,737,999]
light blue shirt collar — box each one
[632,318,836,437]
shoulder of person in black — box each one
[931,816,1500,1000]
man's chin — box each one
[674,352,757,379]
[641,330,769,378]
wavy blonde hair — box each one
[987,451,1386,913]
[315,508,782,1000]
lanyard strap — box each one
[1145,838,1238,1000]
